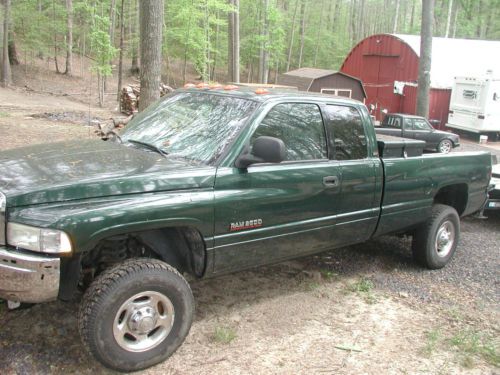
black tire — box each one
[78,258,194,372]
[412,204,460,269]
[437,139,453,154]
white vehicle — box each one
[447,75,500,141]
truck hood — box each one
[0,140,216,207]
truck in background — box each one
[446,74,500,141]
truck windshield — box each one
[121,92,257,164]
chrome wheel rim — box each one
[113,291,175,352]
[439,140,452,153]
[435,221,455,258]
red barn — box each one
[340,34,500,129]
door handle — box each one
[323,176,339,187]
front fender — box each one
[7,189,215,253]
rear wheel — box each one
[437,139,453,154]
[79,258,194,372]
[412,204,460,269]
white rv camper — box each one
[446,75,500,140]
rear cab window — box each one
[323,105,368,160]
[383,115,402,128]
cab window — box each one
[414,119,431,130]
[324,105,368,160]
[251,103,327,161]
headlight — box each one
[7,223,72,254]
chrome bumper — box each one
[0,247,60,303]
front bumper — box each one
[0,247,60,303]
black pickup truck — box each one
[376,113,460,153]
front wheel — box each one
[412,204,460,269]
[437,139,453,154]
[78,258,194,372]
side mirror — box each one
[235,136,286,169]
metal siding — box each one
[341,34,420,121]
[401,85,417,114]
[340,34,474,127]
[429,88,452,130]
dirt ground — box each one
[0,67,498,375]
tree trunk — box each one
[358,0,365,38]
[285,0,299,72]
[444,0,453,38]
[313,0,325,67]
[232,0,240,83]
[258,0,269,83]
[211,10,220,81]
[117,0,125,103]
[52,0,60,73]
[8,37,20,65]
[2,0,11,87]
[139,0,164,111]
[393,0,400,33]
[65,0,73,75]
[416,0,434,118]
[409,0,416,32]
[130,0,139,74]
[227,0,234,81]
[297,0,306,69]
[452,2,459,38]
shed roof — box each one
[393,34,500,88]
[284,68,337,79]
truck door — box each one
[212,102,343,273]
[402,117,415,138]
[322,104,381,244]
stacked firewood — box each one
[120,83,174,115]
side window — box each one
[251,103,327,161]
[324,105,368,160]
[414,119,431,130]
[403,118,413,130]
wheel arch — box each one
[81,221,209,278]
[433,183,468,216]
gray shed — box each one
[277,68,366,102]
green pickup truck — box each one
[0,88,491,371]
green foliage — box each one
[449,330,500,368]
[89,14,117,77]
[212,325,237,344]
[8,0,500,83]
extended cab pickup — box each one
[0,88,491,371]
[376,113,461,153]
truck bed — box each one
[374,151,491,237]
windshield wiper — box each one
[127,139,169,158]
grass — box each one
[212,326,237,344]
[449,330,499,368]
[0,111,10,117]
[422,329,442,356]
[320,270,338,280]
[421,326,500,369]
[345,277,377,304]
